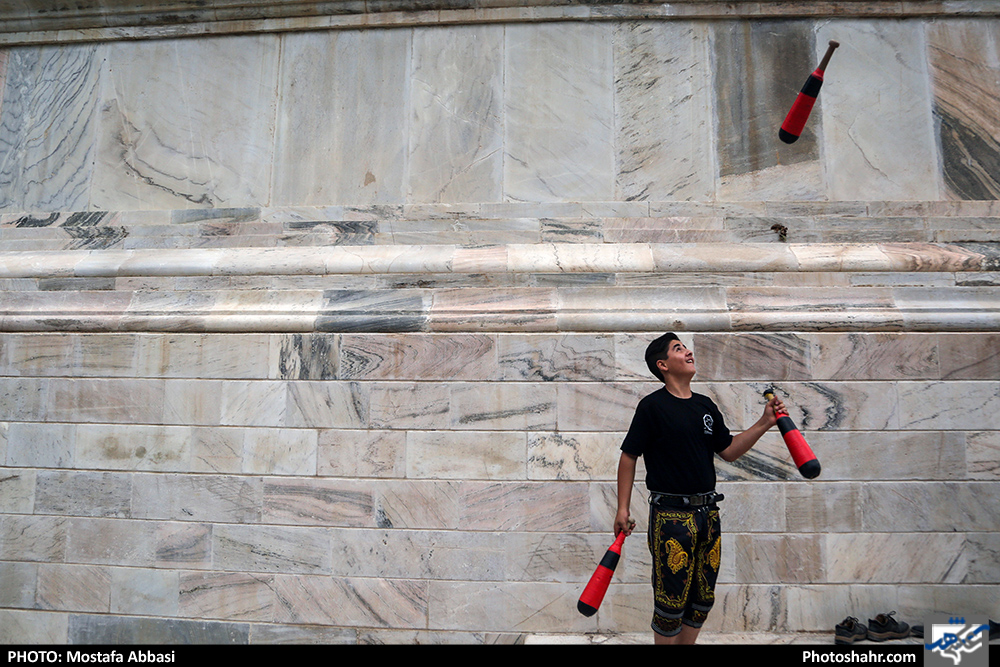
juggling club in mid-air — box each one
[779,40,839,144]
[764,388,821,479]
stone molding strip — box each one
[0,243,997,333]
[3,1,1000,46]
[0,243,995,278]
[1,284,997,333]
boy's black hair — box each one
[645,332,681,382]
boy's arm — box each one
[719,395,784,462]
[615,452,638,536]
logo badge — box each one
[703,414,713,435]
[925,615,990,667]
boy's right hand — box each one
[614,509,636,537]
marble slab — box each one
[34,470,131,518]
[0,44,100,212]
[427,580,588,632]
[317,429,406,478]
[272,28,410,206]
[262,478,374,527]
[405,431,526,480]
[339,333,497,380]
[178,571,275,622]
[817,20,940,200]
[927,20,1000,200]
[330,528,506,581]
[67,518,211,568]
[67,614,249,644]
[273,574,427,628]
[131,473,263,523]
[36,563,111,613]
[713,20,823,201]
[525,432,622,481]
[503,22,615,202]
[613,21,714,201]
[92,35,280,210]
[213,524,332,574]
[407,25,504,203]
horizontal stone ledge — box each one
[0,242,996,279]
[1,287,997,333]
[3,1,999,46]
[5,200,1000,224]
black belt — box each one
[649,490,724,509]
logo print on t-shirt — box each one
[703,414,713,435]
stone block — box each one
[498,334,616,382]
[273,575,427,629]
[526,431,621,481]
[34,470,131,518]
[0,515,68,562]
[0,466,33,513]
[132,473,262,523]
[427,580,588,632]
[212,524,332,575]
[111,568,180,616]
[504,23,615,202]
[0,609,68,644]
[179,571,277,622]
[36,563,111,613]
[262,477,374,527]
[67,614,249,644]
[407,25,504,203]
[68,518,211,569]
[407,431,526,480]
[0,561,37,608]
[459,481,590,532]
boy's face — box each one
[657,339,695,379]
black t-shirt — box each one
[620,387,733,495]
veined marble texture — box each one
[407,25,504,203]
[818,20,941,200]
[713,20,824,201]
[927,20,1000,200]
[1,11,1000,645]
[272,28,411,206]
[92,35,280,210]
[1,18,1000,210]
[613,21,714,201]
[0,44,100,211]
[503,22,615,202]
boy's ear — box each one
[656,358,668,375]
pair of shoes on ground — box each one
[835,612,910,644]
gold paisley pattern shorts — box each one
[647,504,721,637]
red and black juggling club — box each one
[577,531,626,617]
[779,40,839,144]
[764,389,821,479]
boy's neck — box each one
[663,375,693,399]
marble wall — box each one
[0,9,999,645]
[2,17,1000,212]
[1,328,997,641]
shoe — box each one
[911,624,923,638]
[867,611,910,641]
[836,617,868,644]
[990,619,998,641]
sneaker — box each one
[836,617,868,644]
[990,619,998,641]
[911,624,923,638]
[867,611,910,641]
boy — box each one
[615,333,783,644]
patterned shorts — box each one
[647,503,722,637]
